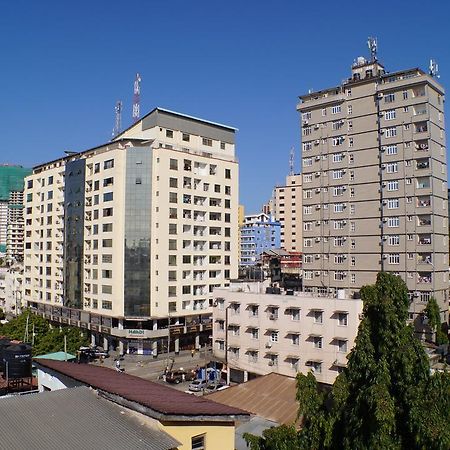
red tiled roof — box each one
[35,359,248,419]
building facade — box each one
[271,174,303,252]
[0,165,30,261]
[212,281,362,385]
[297,57,448,320]
[240,213,280,266]
[23,108,239,354]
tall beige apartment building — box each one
[23,108,239,354]
[271,174,303,252]
[297,56,448,320]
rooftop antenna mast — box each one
[429,59,440,78]
[289,147,295,176]
[132,73,142,122]
[367,36,378,62]
[112,100,123,138]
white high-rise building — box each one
[23,108,239,354]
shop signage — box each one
[126,329,146,338]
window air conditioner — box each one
[315,156,321,161]
[315,271,321,276]
[316,188,321,193]
[379,112,384,117]
[377,93,384,99]
[315,171,321,176]
[314,124,320,130]
[316,220,321,225]
[314,140,320,145]
[266,342,272,348]
[268,361,274,366]
[315,237,321,243]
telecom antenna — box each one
[132,73,142,122]
[112,100,123,138]
[367,37,378,61]
[429,59,440,78]
[289,147,295,176]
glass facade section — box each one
[63,159,85,309]
[124,147,152,316]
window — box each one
[332,120,343,130]
[303,174,312,183]
[303,238,312,248]
[270,331,279,342]
[303,189,312,199]
[333,170,344,179]
[313,336,323,348]
[202,137,212,147]
[103,207,113,217]
[303,157,313,167]
[385,144,397,155]
[331,105,341,114]
[169,224,177,235]
[387,198,399,209]
[302,111,312,120]
[337,339,348,352]
[333,186,345,196]
[387,180,399,191]
[303,126,312,136]
[403,90,408,100]
[385,93,395,103]
[333,220,346,230]
[334,271,346,281]
[387,217,400,228]
[386,162,398,174]
[334,254,346,264]
[332,136,344,146]
[334,203,345,213]
[102,285,112,294]
[385,109,396,120]
[191,435,205,450]
[388,253,400,264]
[104,159,114,169]
[304,206,312,215]
[169,177,178,188]
[169,159,178,170]
[321,108,327,116]
[303,142,312,152]
[313,310,323,324]
[388,235,400,246]
[103,192,113,202]
[166,129,173,138]
[385,127,397,138]
[332,153,344,163]
[225,168,231,179]
[334,237,346,247]
[102,223,113,232]
[169,192,178,203]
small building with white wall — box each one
[212,281,363,385]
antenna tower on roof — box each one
[132,73,142,122]
[429,59,440,78]
[112,100,123,138]
[367,37,378,61]
[289,147,295,176]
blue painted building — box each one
[240,213,281,266]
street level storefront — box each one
[28,301,213,355]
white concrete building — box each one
[23,108,239,354]
[212,281,363,385]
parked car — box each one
[205,382,229,393]
[166,370,196,384]
[188,379,208,392]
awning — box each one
[333,337,348,341]
[306,358,323,363]
[309,333,323,338]
[215,338,224,342]
[246,325,259,330]
[333,361,347,368]
[246,302,259,306]
[246,348,259,353]
[228,323,240,328]
[285,355,300,360]
[287,306,301,310]
[214,318,224,323]
[286,331,301,335]
[334,310,348,314]
[266,328,279,332]
[265,350,279,355]
[265,304,279,310]
[228,345,240,350]
[310,308,324,312]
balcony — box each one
[416,177,430,189]
[418,235,431,245]
[415,140,429,152]
[414,122,428,134]
[416,159,430,170]
[417,196,431,208]
[418,216,431,226]
[417,254,432,264]
[417,272,432,284]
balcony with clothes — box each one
[415,158,430,170]
[209,255,222,265]
[418,234,431,246]
[193,240,206,252]
[414,140,429,152]
[209,241,222,250]
[417,272,432,284]
[417,253,432,265]
[183,194,192,205]
[416,196,431,208]
[209,198,222,208]
[417,215,431,227]
[193,211,206,222]
[182,209,191,220]
[194,225,206,237]
[194,196,206,207]
[209,227,221,236]
[414,121,428,134]
[193,285,208,296]
[193,270,206,281]
[209,212,222,221]
[193,162,207,176]
[183,177,192,189]
[193,256,206,267]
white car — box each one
[188,379,208,392]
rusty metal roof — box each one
[35,359,249,420]
[206,373,299,425]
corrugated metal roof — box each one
[34,351,76,361]
[206,373,299,425]
[0,386,179,450]
[35,359,249,419]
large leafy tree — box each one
[245,273,450,450]
[424,297,449,346]
[0,310,89,355]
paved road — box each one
[93,348,215,381]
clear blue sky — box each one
[1,0,449,213]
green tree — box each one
[424,297,449,346]
[0,310,89,356]
[245,273,450,450]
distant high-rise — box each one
[0,165,31,262]
[297,55,448,321]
